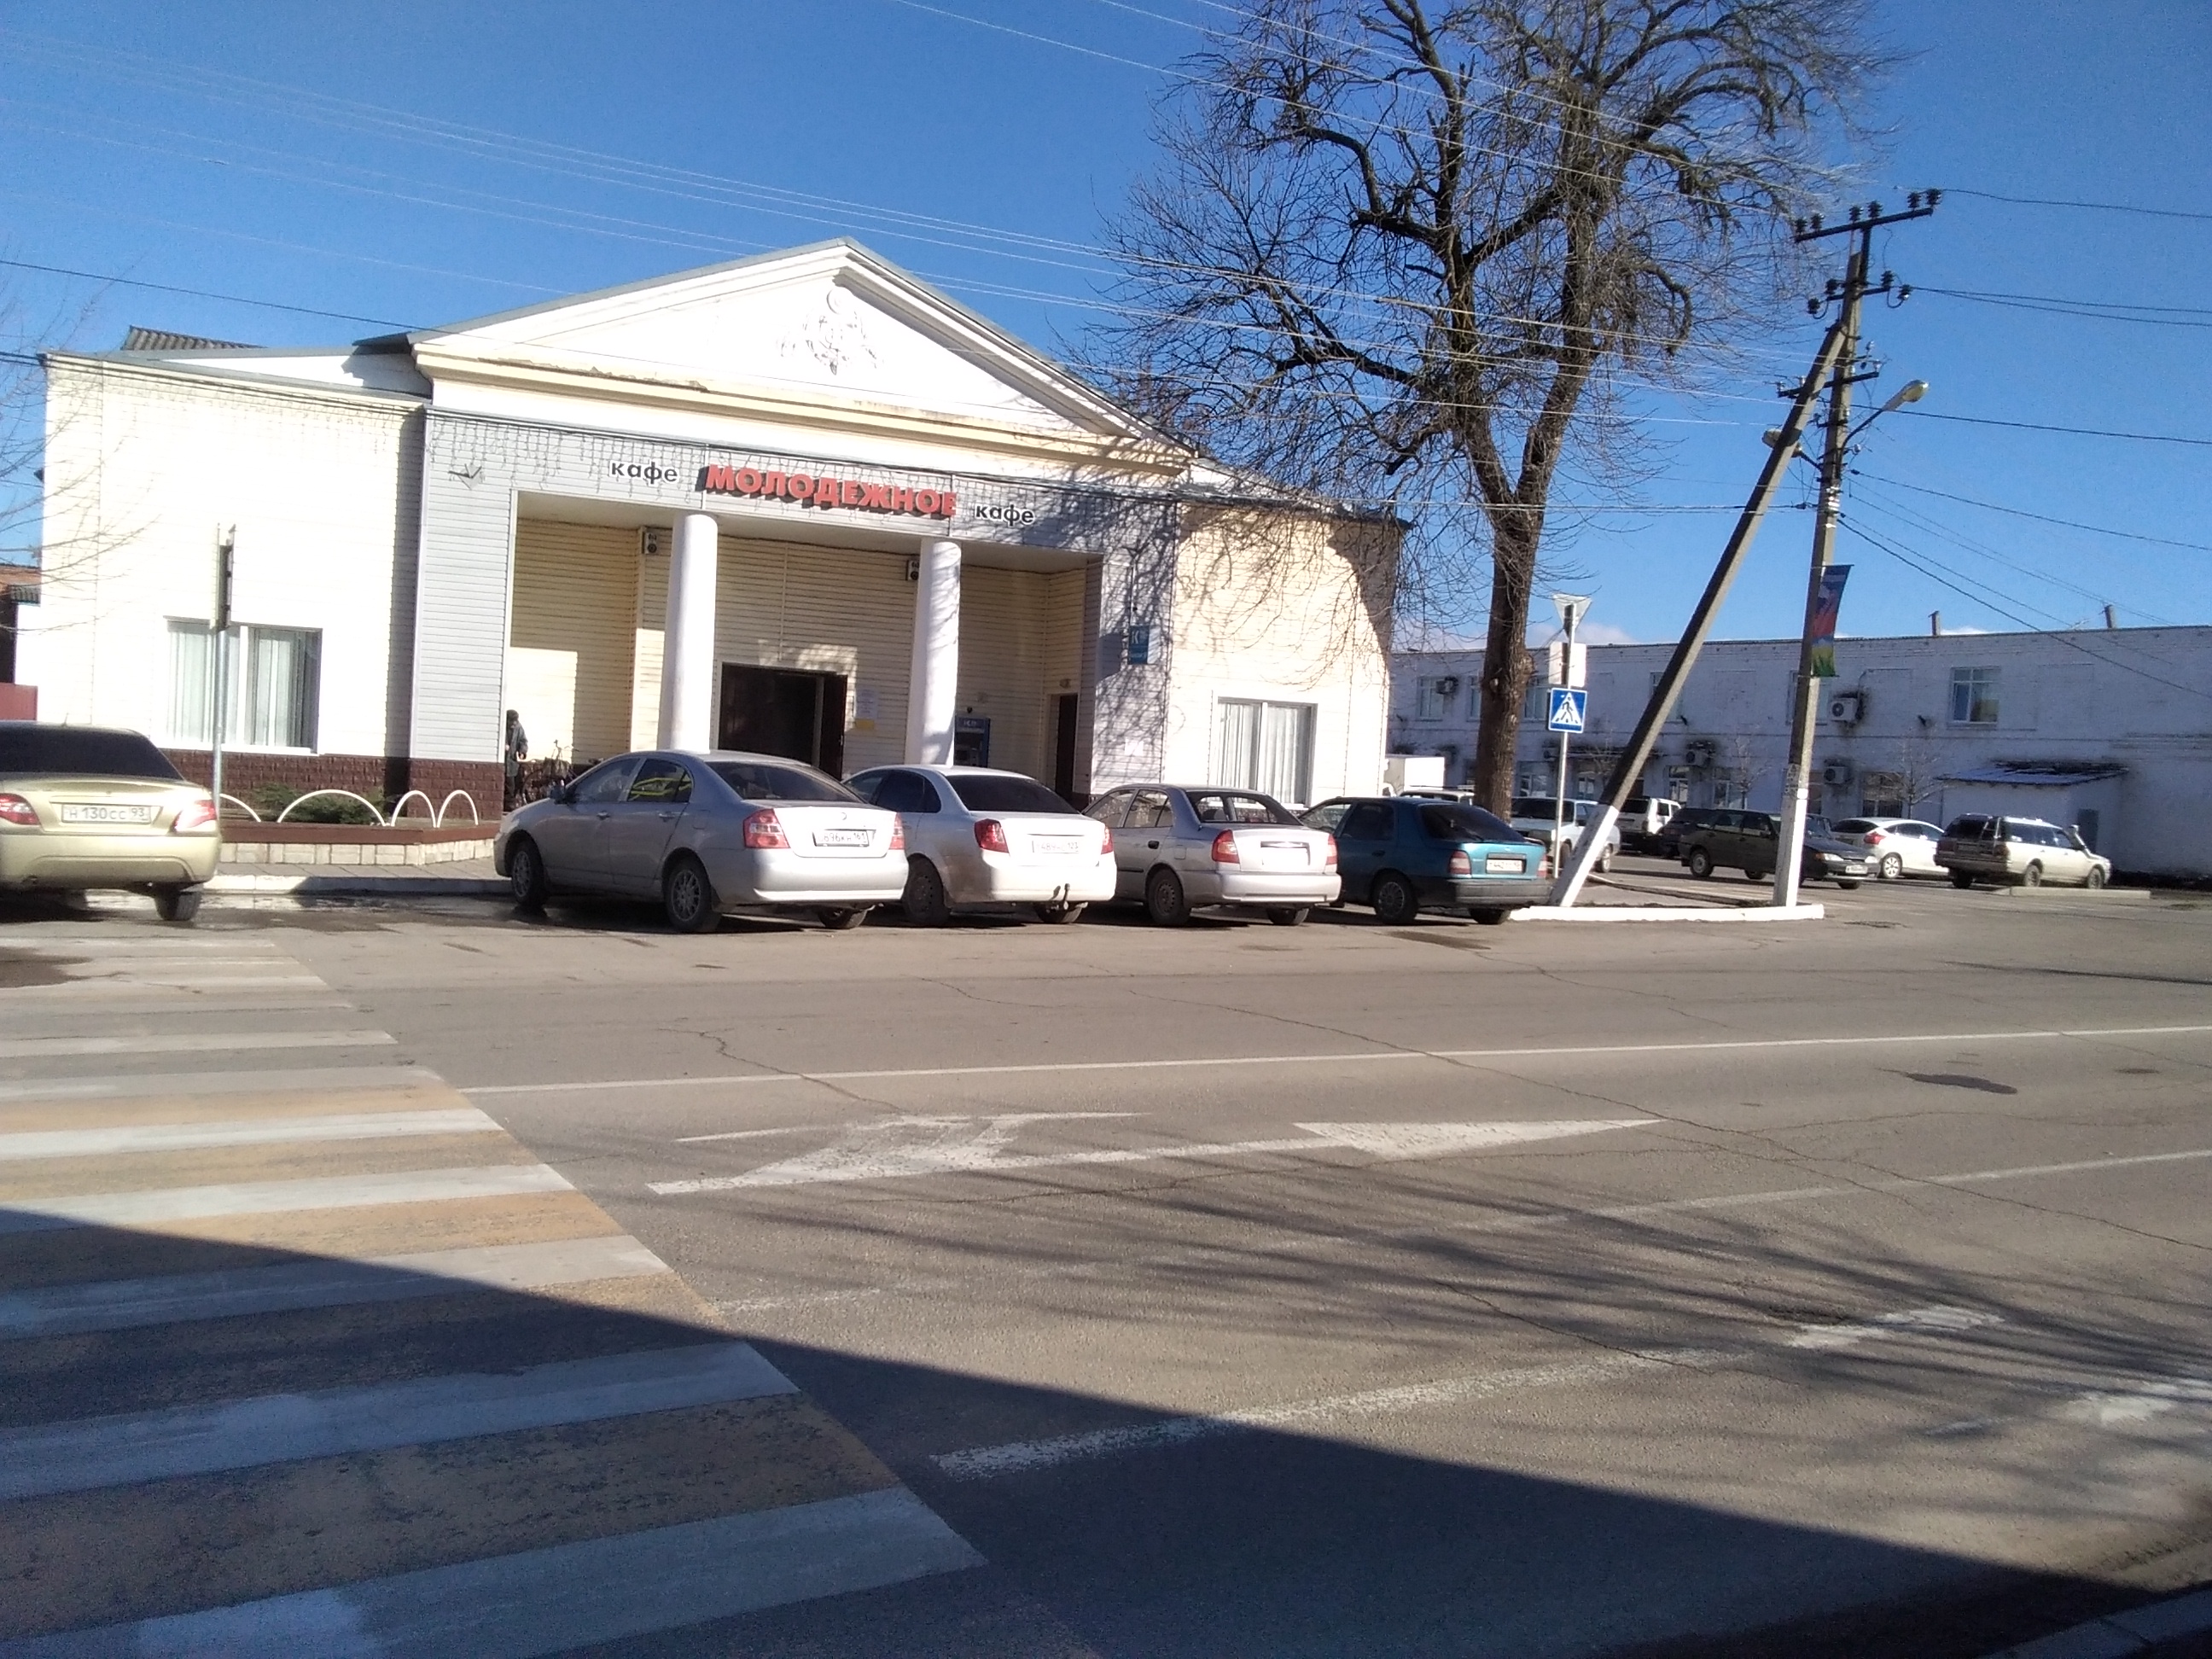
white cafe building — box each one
[18,242,1393,814]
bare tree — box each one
[1092,0,1883,811]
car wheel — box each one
[1033,903,1086,924]
[1470,907,1510,926]
[1837,880,1861,890]
[153,885,201,923]
[1878,853,1903,881]
[1145,867,1190,926]
[1370,870,1418,924]
[902,858,952,928]
[508,836,548,911]
[2085,865,2108,889]
[1598,846,1615,874]
[816,906,870,930]
[1687,847,1714,878]
[662,854,719,933]
[1266,906,1310,927]
[1950,870,1974,889]
[2020,861,2043,888]
[1743,867,1765,883]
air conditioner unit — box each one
[1685,740,1715,767]
[1820,760,1854,789]
[1828,690,1865,725]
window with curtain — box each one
[1214,699,1314,806]
[166,620,321,749]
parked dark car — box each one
[1301,795,1546,923]
[1677,809,1869,888]
[1649,806,1722,862]
[1935,814,2111,889]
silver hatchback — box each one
[1085,783,1341,925]
[495,749,905,931]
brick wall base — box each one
[162,752,504,822]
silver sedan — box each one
[495,748,905,931]
[847,764,1116,925]
[1085,783,1341,925]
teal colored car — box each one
[1301,795,1547,924]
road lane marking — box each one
[0,1487,981,1659]
[650,1117,1644,1194]
[934,1348,1730,1480]
[0,1340,795,1499]
[0,1162,573,1236]
[0,1030,393,1060]
[1788,1306,2006,1350]
[0,1107,500,1162]
[0,1235,672,1340]
[2064,1377,2212,1428]
[0,1065,444,1103]
[469,1022,2212,1097]
[1465,1146,2212,1236]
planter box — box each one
[220,821,496,866]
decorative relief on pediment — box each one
[777,284,879,378]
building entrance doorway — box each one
[1050,693,1080,801]
[717,665,847,777]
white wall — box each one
[26,358,419,759]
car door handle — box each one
[655,812,674,821]
[593,811,611,819]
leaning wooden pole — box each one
[1546,318,1852,908]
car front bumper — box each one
[0,830,220,889]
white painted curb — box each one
[1982,1586,2212,1657]
[1511,903,1825,923]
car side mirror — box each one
[550,780,576,805]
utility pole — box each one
[1772,194,1936,903]
[210,527,235,819]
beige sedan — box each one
[1,723,221,921]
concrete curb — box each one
[1512,903,1824,923]
[207,874,510,899]
[1985,1587,2212,1658]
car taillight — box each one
[172,795,218,833]
[888,815,905,851]
[1864,829,1885,843]
[1099,824,1113,856]
[0,794,36,827]
[1210,830,1240,864]
[742,808,788,849]
[975,818,1010,853]
[1323,834,1337,870]
[1448,848,1473,876]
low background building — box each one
[16,242,1394,816]
[1393,626,2212,879]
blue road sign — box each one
[1546,688,1587,733]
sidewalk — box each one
[210,854,509,900]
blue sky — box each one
[3,0,2207,652]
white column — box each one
[657,513,719,750]
[905,538,961,765]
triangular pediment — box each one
[409,241,1166,446]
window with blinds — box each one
[166,620,322,750]
[1214,699,1314,806]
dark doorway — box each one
[717,665,847,777]
[1051,693,1080,801]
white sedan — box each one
[847,765,1116,925]
[1830,817,1947,881]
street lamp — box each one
[1848,377,1929,443]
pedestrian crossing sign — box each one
[1547,689,1587,732]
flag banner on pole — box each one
[1809,564,1851,678]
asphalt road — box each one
[9,870,2210,1655]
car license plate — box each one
[1260,841,1308,864]
[1485,855,1527,874]
[1031,837,1079,855]
[812,828,870,847]
[60,803,156,824]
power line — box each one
[1917,287,2212,329]
[1851,473,2212,555]
[1895,409,2212,448]
[1917,286,2212,317]
[1943,187,2212,224]
[1840,518,2212,702]
[0,256,418,329]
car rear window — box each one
[1188,791,1295,825]
[947,774,1071,814]
[1508,797,1558,818]
[707,761,856,803]
[1945,815,1994,838]
[1419,804,1521,843]
[1832,819,1876,835]
[0,725,182,780]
